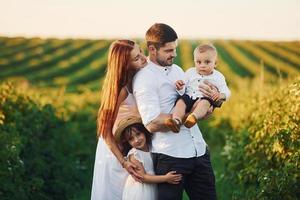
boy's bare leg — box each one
[191,100,211,119]
[165,99,186,133]
[172,99,186,122]
[184,100,211,128]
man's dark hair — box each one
[145,23,178,49]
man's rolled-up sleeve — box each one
[133,72,160,126]
[218,75,231,100]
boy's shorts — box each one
[176,94,220,112]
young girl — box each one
[91,40,147,200]
[114,116,182,200]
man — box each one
[133,23,219,200]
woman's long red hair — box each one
[97,40,135,138]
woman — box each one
[91,40,147,200]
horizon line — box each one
[1,33,299,42]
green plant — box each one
[0,82,97,200]
[222,78,300,199]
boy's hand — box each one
[175,80,185,90]
[165,171,182,184]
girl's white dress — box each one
[91,90,139,200]
[122,148,157,200]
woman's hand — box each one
[164,171,182,184]
[123,160,143,182]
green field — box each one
[0,36,299,200]
[0,36,299,92]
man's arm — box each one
[145,113,172,133]
[133,70,172,133]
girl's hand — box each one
[175,80,185,90]
[123,160,143,182]
[165,171,182,184]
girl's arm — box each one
[104,87,142,180]
[143,171,182,184]
[129,154,182,184]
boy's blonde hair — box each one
[193,43,217,56]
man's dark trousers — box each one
[152,148,217,200]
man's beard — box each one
[156,57,174,66]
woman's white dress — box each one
[122,148,157,200]
[91,91,139,200]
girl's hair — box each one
[120,123,152,156]
[97,40,135,138]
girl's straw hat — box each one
[114,116,143,142]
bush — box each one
[0,82,97,200]
[222,78,300,200]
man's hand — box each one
[199,80,219,98]
[123,160,143,182]
[175,80,185,90]
[210,90,221,101]
[199,80,224,108]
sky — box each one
[0,0,299,41]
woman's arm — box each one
[129,154,182,184]
[104,87,128,164]
[103,87,142,181]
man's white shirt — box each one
[133,60,207,158]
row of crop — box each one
[0,37,28,54]
[216,40,276,81]
[0,40,96,78]
[0,38,46,59]
[0,37,28,49]
[64,50,108,88]
[30,41,110,87]
[0,39,72,71]
[276,42,300,56]
[253,41,300,68]
[214,42,253,77]
[233,41,299,77]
